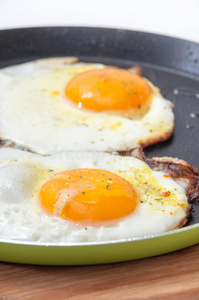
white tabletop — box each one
[0,0,199,43]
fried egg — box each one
[0,58,174,155]
[0,148,188,243]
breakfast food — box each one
[1,56,198,246]
[0,147,197,243]
[0,57,174,155]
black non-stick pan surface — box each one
[0,27,199,226]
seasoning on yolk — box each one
[39,168,138,224]
[65,67,153,117]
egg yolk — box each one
[65,67,153,117]
[39,168,138,224]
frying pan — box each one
[0,27,199,265]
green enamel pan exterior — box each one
[0,224,199,265]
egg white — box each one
[0,58,174,155]
[0,148,188,243]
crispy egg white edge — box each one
[0,148,188,244]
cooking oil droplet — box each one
[173,88,199,99]
[173,89,179,95]
[186,124,193,129]
[190,112,199,118]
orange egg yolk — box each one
[39,168,138,224]
[65,67,153,117]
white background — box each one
[0,0,199,43]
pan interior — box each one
[0,28,199,228]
